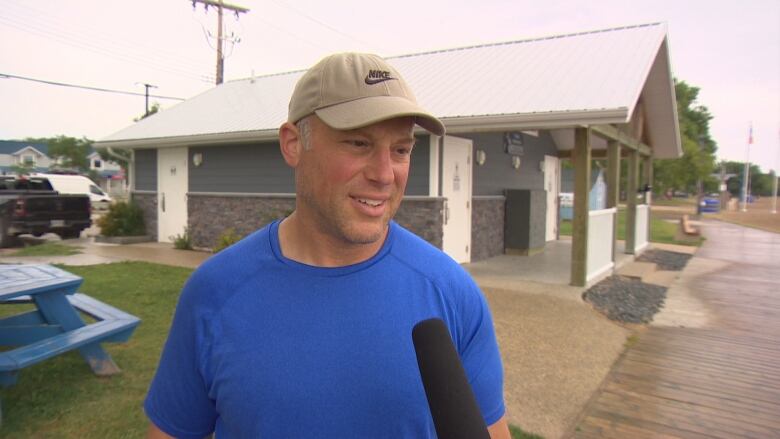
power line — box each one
[5,0,210,74]
[268,0,383,52]
[0,16,215,84]
[0,73,186,101]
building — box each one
[96,23,682,286]
[0,141,52,174]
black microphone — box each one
[412,318,490,439]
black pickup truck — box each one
[0,176,92,247]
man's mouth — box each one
[353,197,384,207]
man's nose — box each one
[364,148,395,185]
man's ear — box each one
[279,122,302,167]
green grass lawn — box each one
[0,262,542,438]
[650,197,697,208]
[511,424,545,438]
[559,208,701,246]
[0,262,192,438]
[9,242,83,257]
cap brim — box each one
[315,96,445,136]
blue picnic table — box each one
[0,264,140,421]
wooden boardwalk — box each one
[572,220,780,438]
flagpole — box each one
[772,129,779,214]
[741,123,752,212]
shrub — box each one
[213,228,243,253]
[97,201,146,237]
[171,228,192,250]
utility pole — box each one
[191,0,250,85]
[137,83,158,116]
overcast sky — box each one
[1,0,778,172]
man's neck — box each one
[277,213,388,267]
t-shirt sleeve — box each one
[144,270,218,439]
[456,277,506,426]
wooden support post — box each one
[570,127,591,286]
[606,140,620,263]
[625,149,639,254]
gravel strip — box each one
[583,276,667,324]
[637,249,692,271]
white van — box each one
[32,173,112,209]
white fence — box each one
[587,208,617,282]
[635,204,649,253]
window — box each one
[22,155,35,165]
[89,184,105,196]
[93,159,102,168]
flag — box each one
[748,124,754,145]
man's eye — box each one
[346,140,370,148]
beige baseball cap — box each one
[287,52,445,136]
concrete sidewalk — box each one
[0,236,210,268]
[0,236,680,438]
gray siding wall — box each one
[134,149,157,191]
[461,131,558,196]
[131,191,158,241]
[188,138,428,195]
[189,143,295,193]
[471,196,505,261]
[406,135,429,196]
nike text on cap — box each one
[287,52,445,136]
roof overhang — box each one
[12,146,46,156]
[95,108,631,149]
[95,129,280,149]
[441,108,629,133]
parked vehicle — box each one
[0,176,92,247]
[699,197,720,213]
[32,173,112,209]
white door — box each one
[157,147,188,243]
[441,136,472,263]
[544,155,560,241]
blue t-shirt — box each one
[145,221,505,438]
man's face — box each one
[294,116,415,246]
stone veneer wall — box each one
[124,192,445,251]
[188,193,296,249]
[471,196,505,261]
[393,197,445,250]
[131,191,158,241]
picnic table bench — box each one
[0,264,140,420]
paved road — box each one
[572,220,780,438]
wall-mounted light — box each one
[512,156,522,170]
[476,149,486,166]
[192,152,203,167]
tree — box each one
[95,147,131,175]
[653,79,718,195]
[9,162,36,176]
[29,135,93,173]
[133,102,160,122]
[718,160,774,197]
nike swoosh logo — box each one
[365,76,397,85]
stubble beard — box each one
[296,180,398,246]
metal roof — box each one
[97,23,680,158]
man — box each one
[146,52,510,438]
